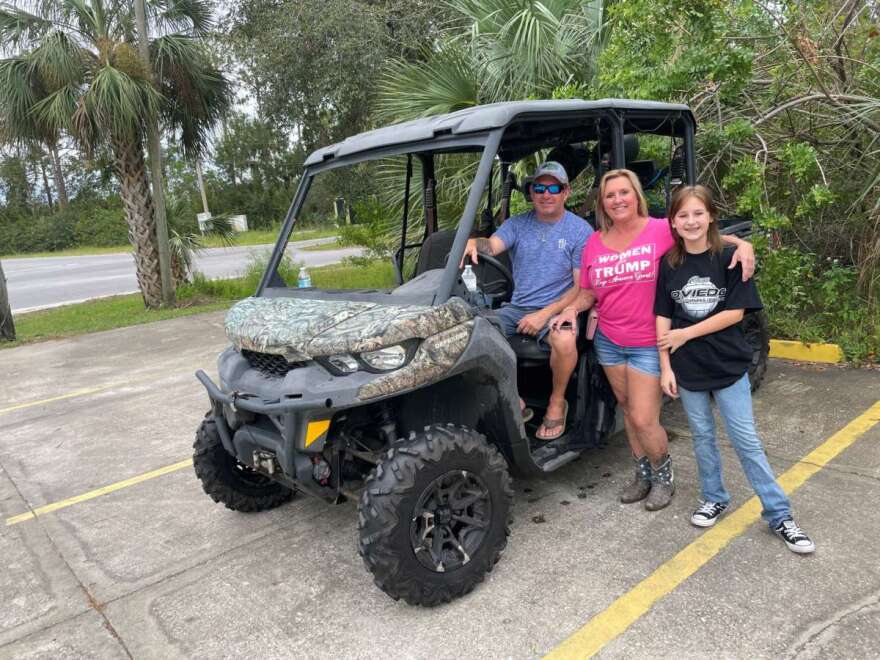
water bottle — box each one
[297,266,311,288]
[461,264,478,293]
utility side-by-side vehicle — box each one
[193,100,770,606]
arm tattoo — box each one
[475,238,494,255]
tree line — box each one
[1,0,878,357]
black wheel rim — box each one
[409,470,492,573]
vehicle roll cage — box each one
[257,105,697,306]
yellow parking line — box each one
[0,383,126,416]
[5,458,193,526]
[546,400,880,659]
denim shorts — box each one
[494,304,551,347]
[593,328,661,377]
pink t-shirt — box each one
[579,218,675,347]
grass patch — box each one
[3,257,396,349]
[1,226,338,259]
[5,295,231,348]
[177,257,395,301]
[198,226,338,249]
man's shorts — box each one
[593,328,661,377]
[494,303,552,348]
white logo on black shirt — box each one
[671,275,727,319]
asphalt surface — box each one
[5,238,362,313]
[1,314,879,659]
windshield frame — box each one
[256,131,501,305]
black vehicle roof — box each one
[304,99,694,167]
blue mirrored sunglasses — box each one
[531,183,564,195]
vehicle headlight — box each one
[326,354,359,375]
[360,345,408,371]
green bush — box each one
[73,207,129,247]
[757,246,879,363]
[0,210,76,253]
[337,197,393,258]
[0,197,130,254]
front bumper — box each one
[196,369,334,454]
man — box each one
[462,161,593,440]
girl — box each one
[654,185,814,554]
[552,170,754,512]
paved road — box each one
[2,315,879,658]
[6,238,362,312]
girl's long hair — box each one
[595,169,649,232]
[666,185,724,267]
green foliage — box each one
[337,197,394,259]
[72,206,129,247]
[779,143,819,185]
[0,0,230,158]
[596,0,756,101]
[211,113,302,189]
[757,248,879,363]
[795,185,834,220]
[225,0,451,150]
[377,0,606,122]
[551,82,591,101]
[0,155,32,210]
[0,196,129,254]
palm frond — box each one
[0,56,42,140]
[471,0,604,99]
[151,33,230,158]
[0,3,54,50]
[32,81,78,132]
[30,29,86,89]
[64,0,101,43]
[376,43,480,123]
[149,0,213,36]
[73,62,161,146]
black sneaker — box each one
[774,519,816,554]
[691,501,728,528]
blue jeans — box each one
[677,373,791,528]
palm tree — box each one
[376,0,608,122]
[370,0,608,256]
[0,0,230,308]
[0,259,14,341]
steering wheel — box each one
[467,251,514,302]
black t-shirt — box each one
[654,246,763,391]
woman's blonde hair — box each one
[595,169,649,232]
[665,185,724,268]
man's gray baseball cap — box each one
[526,161,569,186]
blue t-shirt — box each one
[494,210,593,308]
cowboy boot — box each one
[645,455,675,511]
[619,456,652,503]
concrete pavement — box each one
[1,313,879,659]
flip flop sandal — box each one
[521,407,534,423]
[536,401,569,441]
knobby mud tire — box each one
[743,311,770,392]
[358,424,513,606]
[193,414,293,512]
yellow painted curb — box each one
[769,339,843,364]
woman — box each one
[552,170,754,511]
